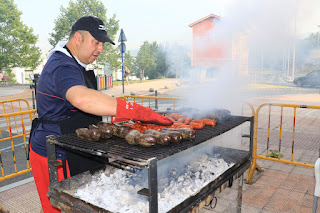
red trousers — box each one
[30,147,70,213]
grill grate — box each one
[56,116,250,164]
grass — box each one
[248,83,292,89]
[268,150,283,158]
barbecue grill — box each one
[46,115,254,213]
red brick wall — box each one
[191,18,229,67]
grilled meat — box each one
[162,128,195,140]
[159,130,183,143]
[88,124,101,141]
[124,130,141,145]
[75,128,92,141]
[135,134,157,147]
[143,129,171,145]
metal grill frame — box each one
[47,115,254,213]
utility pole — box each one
[118,29,127,93]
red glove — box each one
[114,98,173,126]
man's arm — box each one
[66,85,117,116]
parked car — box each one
[293,70,320,87]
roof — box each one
[188,14,221,28]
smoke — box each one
[168,0,320,114]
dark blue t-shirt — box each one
[31,51,86,159]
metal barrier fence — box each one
[246,103,320,184]
[97,75,113,90]
[0,98,36,181]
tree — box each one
[48,0,119,66]
[0,0,41,76]
[145,43,169,79]
[164,43,191,78]
[124,51,135,70]
[101,44,121,73]
[136,41,155,82]
[305,32,320,48]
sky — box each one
[14,0,320,53]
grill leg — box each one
[237,174,243,213]
[46,135,61,185]
[148,158,158,213]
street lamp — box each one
[317,25,320,48]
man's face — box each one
[76,32,104,64]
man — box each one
[29,16,172,213]
[124,65,130,85]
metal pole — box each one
[292,9,296,80]
[32,91,35,109]
[313,196,319,213]
[155,90,158,110]
[121,29,124,94]
[237,175,243,213]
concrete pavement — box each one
[0,79,319,212]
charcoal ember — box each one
[143,129,171,145]
[89,124,101,141]
[135,134,157,147]
[124,130,141,145]
[162,128,195,140]
[75,128,92,141]
[160,130,182,143]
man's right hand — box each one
[113,98,173,126]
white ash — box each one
[75,153,233,213]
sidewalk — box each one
[0,79,319,212]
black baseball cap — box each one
[71,16,115,45]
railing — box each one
[246,103,320,184]
[0,99,36,181]
[0,109,36,181]
[97,75,113,90]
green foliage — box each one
[0,0,41,72]
[5,69,17,83]
[305,32,320,48]
[124,51,135,70]
[268,150,283,158]
[136,41,169,81]
[48,0,120,69]
[136,41,154,82]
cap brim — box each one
[93,33,115,45]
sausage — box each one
[167,113,180,120]
[160,130,182,143]
[75,128,92,141]
[143,129,171,145]
[177,116,186,123]
[114,125,133,138]
[97,122,118,133]
[202,119,216,126]
[98,125,114,139]
[162,128,195,140]
[124,130,141,145]
[189,120,205,129]
[184,117,192,124]
[205,115,218,123]
[166,117,176,122]
[135,134,157,147]
[88,125,101,141]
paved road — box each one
[0,75,319,188]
